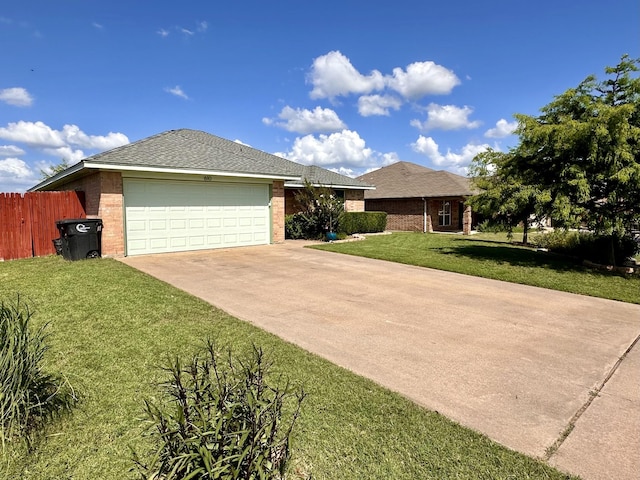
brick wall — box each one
[344,189,364,212]
[271,181,285,243]
[365,197,469,232]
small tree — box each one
[467,149,550,244]
[287,180,344,239]
[39,158,70,180]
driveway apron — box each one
[120,242,640,480]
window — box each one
[438,201,451,226]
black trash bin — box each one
[55,218,103,260]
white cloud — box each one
[0,157,39,192]
[181,28,194,36]
[0,121,129,151]
[0,157,32,179]
[357,94,403,117]
[411,103,481,131]
[308,51,385,100]
[262,106,346,134]
[386,61,460,99]
[485,118,518,138]
[92,22,104,29]
[411,135,490,173]
[274,130,398,174]
[0,145,26,156]
[165,85,189,100]
[197,21,208,32]
[0,121,66,148]
[157,28,170,37]
[0,87,34,107]
[308,51,460,102]
[42,146,86,164]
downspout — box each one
[422,197,427,233]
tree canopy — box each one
[468,55,640,245]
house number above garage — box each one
[203,175,213,181]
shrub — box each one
[133,341,306,480]
[531,230,639,265]
[285,181,344,240]
[0,297,75,449]
[285,213,317,240]
[338,211,387,235]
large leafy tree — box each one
[469,55,640,245]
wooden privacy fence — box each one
[0,191,86,261]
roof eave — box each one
[285,182,375,190]
[28,161,86,191]
[86,163,300,181]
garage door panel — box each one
[124,179,270,255]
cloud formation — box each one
[411,135,490,173]
[165,85,189,100]
[411,104,481,131]
[0,121,129,151]
[274,129,398,174]
[308,51,460,102]
[0,145,26,157]
[357,95,402,117]
[386,61,460,99]
[262,106,346,134]
[485,118,518,138]
[0,87,34,107]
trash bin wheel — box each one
[86,250,101,259]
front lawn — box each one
[0,256,576,479]
[312,232,640,304]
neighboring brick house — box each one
[357,161,476,234]
[30,129,372,257]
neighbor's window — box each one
[439,201,451,226]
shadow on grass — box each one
[443,241,598,275]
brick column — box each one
[271,181,285,243]
[97,171,125,256]
[463,204,472,235]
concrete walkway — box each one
[120,242,640,480]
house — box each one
[357,161,476,234]
[29,129,373,256]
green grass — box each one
[312,232,640,304]
[0,256,577,479]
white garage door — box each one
[124,179,270,256]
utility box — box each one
[55,218,103,260]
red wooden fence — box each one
[0,191,86,261]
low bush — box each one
[133,341,306,480]
[339,211,387,235]
[0,297,75,449]
[531,230,638,265]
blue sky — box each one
[1,1,638,192]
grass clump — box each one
[133,341,306,480]
[0,297,75,449]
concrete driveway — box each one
[120,241,640,480]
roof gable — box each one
[357,161,475,199]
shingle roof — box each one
[357,161,475,199]
[31,129,372,190]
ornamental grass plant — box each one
[0,297,76,450]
